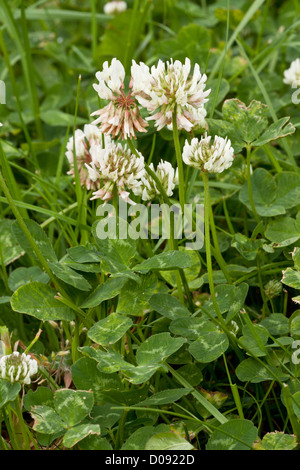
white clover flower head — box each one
[92,59,148,140]
[0,351,38,385]
[104,1,127,15]
[283,58,300,88]
[66,124,111,190]
[134,160,178,201]
[85,141,145,203]
[132,57,210,132]
[182,133,234,174]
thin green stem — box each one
[113,184,119,219]
[72,75,84,241]
[20,1,43,139]
[223,354,244,419]
[123,0,139,72]
[91,0,98,62]
[166,364,228,424]
[24,329,42,354]
[0,140,28,219]
[209,205,232,283]
[71,319,80,364]
[246,145,260,224]
[0,434,9,450]
[13,397,31,450]
[257,255,270,318]
[167,204,184,305]
[282,384,300,440]
[2,407,20,450]
[263,144,282,173]
[115,410,128,449]
[222,198,235,235]
[208,0,230,118]
[203,172,225,325]
[172,108,185,210]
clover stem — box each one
[159,196,184,305]
[209,204,232,283]
[13,397,33,450]
[113,184,119,219]
[2,407,18,449]
[172,108,185,211]
[203,172,224,326]
[246,145,260,223]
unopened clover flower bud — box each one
[48,321,59,329]
[264,280,282,299]
[228,320,239,336]
[0,351,38,385]
[69,321,76,334]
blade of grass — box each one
[209,0,266,82]
[0,30,37,167]
[91,0,98,62]
[209,0,230,118]
[12,8,110,23]
[19,0,43,139]
[0,1,43,141]
[167,365,228,424]
[0,141,28,219]
[0,196,79,227]
[0,169,92,327]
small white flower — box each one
[283,58,300,88]
[92,59,148,140]
[104,1,127,15]
[0,351,38,385]
[182,133,234,173]
[132,58,210,132]
[134,160,178,201]
[86,141,145,203]
[66,124,111,190]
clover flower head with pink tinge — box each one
[131,57,211,132]
[85,141,145,204]
[91,59,148,140]
[182,133,234,174]
[66,124,111,190]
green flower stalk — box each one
[182,133,235,322]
